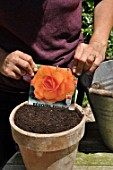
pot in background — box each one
[81,60,113,151]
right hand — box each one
[0,50,37,80]
[73,42,106,76]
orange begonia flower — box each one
[31,65,77,103]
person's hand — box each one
[73,42,107,76]
[0,50,37,80]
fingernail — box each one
[72,66,77,73]
[34,67,38,72]
[31,72,34,77]
[76,72,81,76]
[72,68,76,73]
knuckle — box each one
[79,58,86,63]
[15,50,19,53]
[89,46,94,51]
[14,50,20,54]
[79,43,87,48]
[5,69,11,76]
[16,57,20,63]
[26,55,32,62]
[24,62,29,69]
[87,58,93,63]
[94,63,99,68]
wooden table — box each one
[3,122,113,170]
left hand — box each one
[73,42,106,76]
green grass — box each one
[82,93,89,108]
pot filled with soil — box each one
[9,101,85,170]
[9,65,86,170]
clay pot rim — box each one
[89,87,113,98]
[9,101,86,138]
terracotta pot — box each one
[9,101,85,170]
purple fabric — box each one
[0,0,83,91]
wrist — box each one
[0,48,8,73]
[90,40,107,46]
[0,48,8,57]
[89,40,107,52]
[0,48,8,61]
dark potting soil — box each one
[14,105,84,134]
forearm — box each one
[73,0,113,75]
[90,0,113,48]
